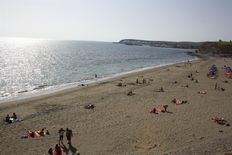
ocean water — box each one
[0,38,196,102]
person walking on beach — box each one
[66,128,73,144]
[58,128,65,144]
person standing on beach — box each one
[136,78,139,84]
[66,128,73,144]
[58,128,65,144]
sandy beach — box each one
[0,57,232,155]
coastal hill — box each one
[199,41,232,56]
[118,39,203,49]
[119,39,232,56]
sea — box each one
[0,38,196,102]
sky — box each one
[0,0,232,42]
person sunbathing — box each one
[127,91,135,96]
[181,84,189,88]
[22,129,49,138]
[198,91,207,94]
[155,87,164,92]
[211,117,230,126]
[171,98,188,105]
[84,104,95,109]
[150,108,162,114]
[37,128,46,136]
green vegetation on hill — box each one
[199,41,232,56]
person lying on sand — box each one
[181,84,189,88]
[154,87,164,92]
[38,128,49,136]
[150,105,172,114]
[150,108,162,114]
[211,117,230,126]
[84,104,95,109]
[170,81,178,85]
[21,128,50,138]
[171,98,188,105]
[198,91,207,94]
[117,82,126,87]
[127,91,135,96]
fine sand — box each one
[0,57,232,155]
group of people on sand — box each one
[136,77,148,85]
[48,143,67,155]
[5,112,18,123]
[59,128,73,145]
[48,128,73,155]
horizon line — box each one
[0,36,229,43]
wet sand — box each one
[0,57,232,155]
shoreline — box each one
[0,57,199,106]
